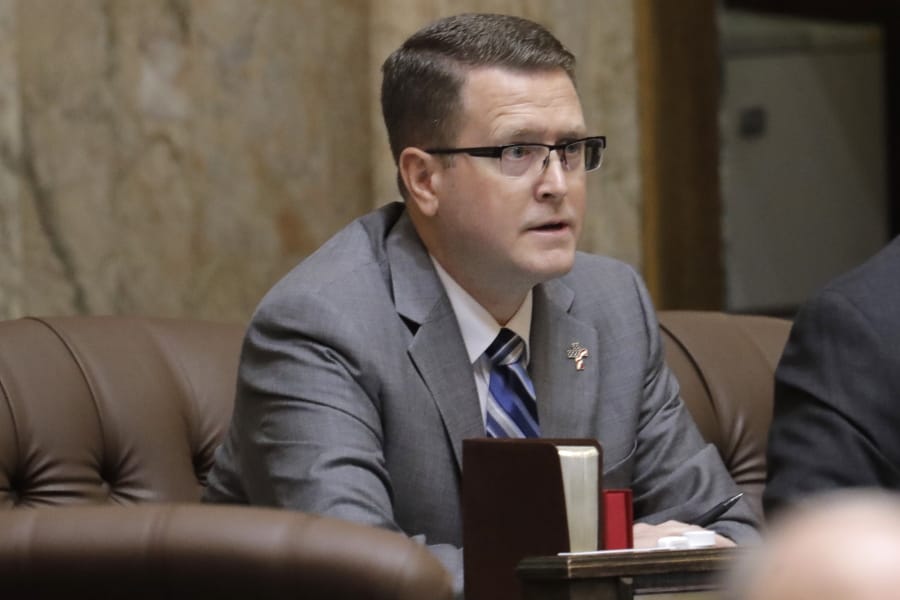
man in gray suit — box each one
[205,13,758,595]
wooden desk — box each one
[517,547,741,600]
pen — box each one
[691,492,744,527]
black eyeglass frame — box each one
[424,135,607,172]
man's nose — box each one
[536,150,568,200]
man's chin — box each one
[523,253,576,283]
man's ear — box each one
[398,147,442,217]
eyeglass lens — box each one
[498,139,604,177]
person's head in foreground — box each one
[731,490,900,600]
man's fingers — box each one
[632,521,735,548]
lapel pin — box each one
[566,342,589,371]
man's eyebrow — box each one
[556,130,588,141]
[497,128,587,142]
[486,128,539,142]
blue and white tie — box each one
[485,328,540,438]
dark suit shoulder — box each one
[781,234,900,386]
[816,235,900,317]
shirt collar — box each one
[430,256,532,365]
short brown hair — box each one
[381,13,576,193]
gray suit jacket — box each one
[205,202,758,593]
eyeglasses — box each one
[424,136,606,178]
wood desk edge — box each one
[517,547,745,580]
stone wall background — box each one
[0,0,641,322]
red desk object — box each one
[603,489,634,550]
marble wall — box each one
[0,0,641,322]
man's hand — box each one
[632,520,736,548]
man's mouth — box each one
[530,221,568,232]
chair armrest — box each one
[0,503,452,600]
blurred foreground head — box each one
[733,490,900,600]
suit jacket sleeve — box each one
[764,289,900,516]
[626,271,759,542]
[227,292,465,594]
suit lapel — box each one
[530,279,601,437]
[386,212,484,469]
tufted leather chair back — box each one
[0,312,789,521]
[0,311,787,598]
[0,316,244,508]
[658,310,790,522]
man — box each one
[732,491,900,600]
[764,236,900,516]
[205,13,757,595]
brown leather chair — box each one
[0,311,788,597]
[0,316,452,599]
[659,310,791,522]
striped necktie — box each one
[485,328,540,438]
